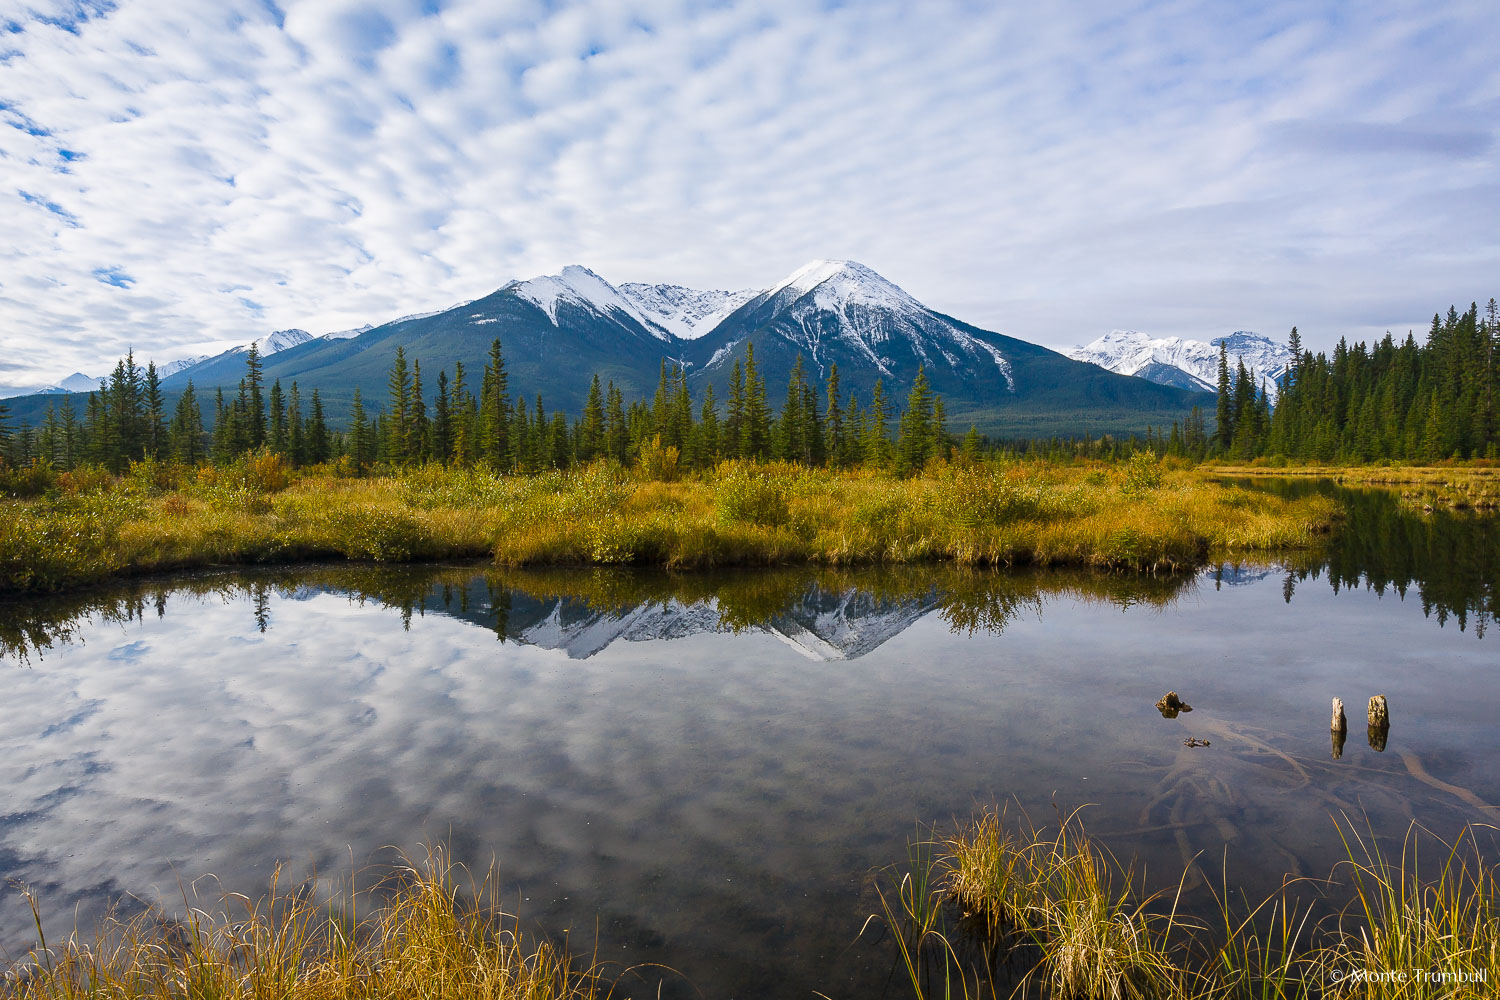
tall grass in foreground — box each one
[878,808,1500,999]
[4,849,614,1000]
[0,456,1339,594]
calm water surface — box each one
[1,481,1496,997]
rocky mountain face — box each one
[1069,330,1294,399]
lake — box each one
[1,480,1495,997]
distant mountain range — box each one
[6,260,1214,436]
[1068,330,1294,399]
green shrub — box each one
[1120,453,1164,496]
[0,459,59,498]
[934,468,1054,527]
[714,465,791,527]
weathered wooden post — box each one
[1330,697,1348,759]
[1367,695,1389,729]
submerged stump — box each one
[1156,691,1192,718]
[1331,697,1347,734]
[1368,694,1389,729]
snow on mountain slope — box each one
[728,259,1015,389]
[247,328,315,356]
[322,324,372,340]
[1069,330,1293,399]
[156,355,210,378]
[504,265,672,340]
[617,282,756,339]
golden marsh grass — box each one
[0,457,1338,594]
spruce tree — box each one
[480,339,510,469]
[169,381,204,464]
[895,366,935,475]
[605,382,628,463]
[386,347,412,463]
[307,390,330,465]
[694,383,720,467]
[825,363,845,468]
[431,370,453,463]
[348,388,371,468]
[724,361,744,460]
[243,343,266,448]
[269,380,287,454]
[740,343,771,459]
[864,378,891,468]
[144,362,165,459]
[1214,341,1234,452]
[580,374,605,462]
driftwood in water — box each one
[1368,694,1389,729]
[1331,697,1347,734]
[1331,728,1346,759]
[1156,691,1192,718]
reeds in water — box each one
[874,808,1499,999]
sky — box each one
[2,0,1499,391]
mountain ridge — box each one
[6,260,1213,437]
[1069,330,1294,399]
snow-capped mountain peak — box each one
[766,259,921,312]
[710,259,1015,390]
[1068,330,1293,398]
[249,328,314,356]
[617,282,757,339]
[505,265,672,340]
[155,355,210,379]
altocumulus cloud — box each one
[1,0,1499,387]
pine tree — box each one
[269,380,287,454]
[169,381,204,463]
[824,363,846,468]
[286,382,306,466]
[960,425,982,464]
[895,366,935,475]
[431,370,453,463]
[144,362,165,459]
[740,343,771,459]
[307,390,330,465]
[864,378,892,468]
[348,388,372,468]
[776,354,808,461]
[449,361,475,465]
[480,339,510,469]
[580,374,605,462]
[605,382,628,463]
[243,343,266,448]
[724,361,744,460]
[409,360,428,461]
[693,383,720,467]
[549,410,570,468]
[58,395,79,469]
[932,395,949,460]
[386,347,412,463]
[1214,341,1234,452]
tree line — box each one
[1203,299,1500,462]
[0,339,969,476]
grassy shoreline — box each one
[9,816,1495,1000]
[0,457,1339,595]
[1210,463,1500,511]
[883,807,1500,999]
